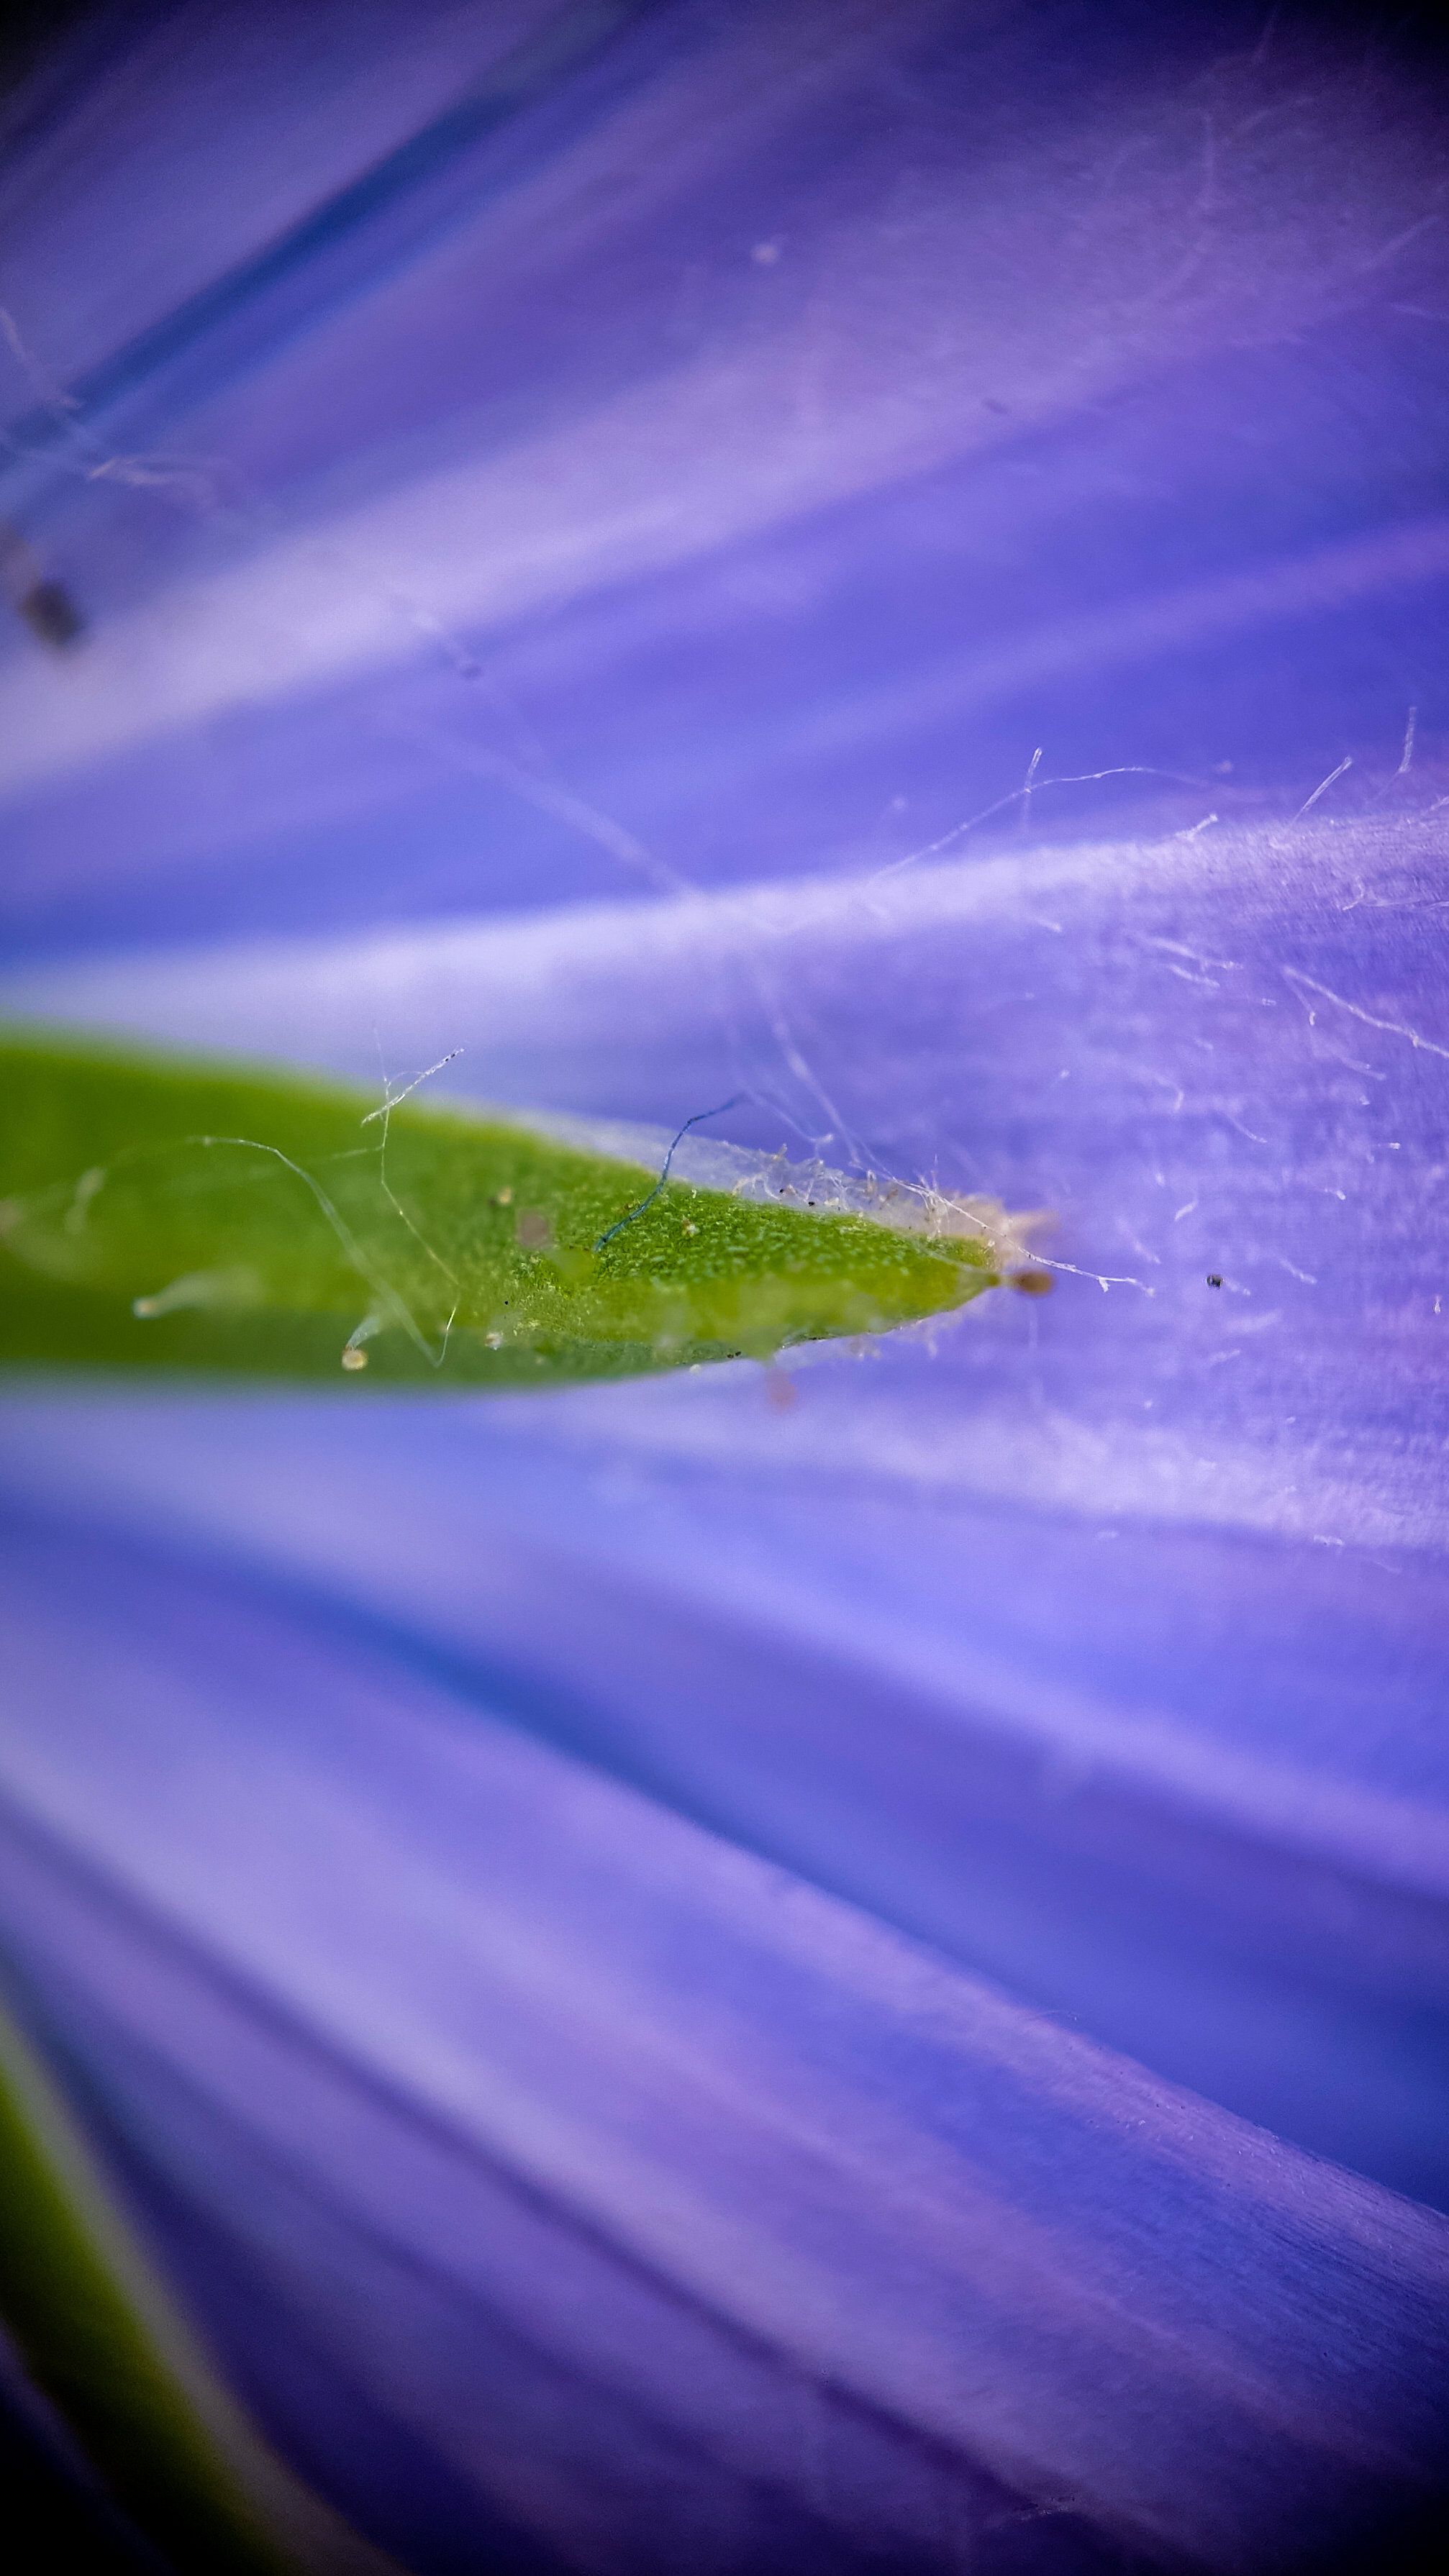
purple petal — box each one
[4,4,1449,2567]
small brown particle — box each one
[516,1207,552,1250]
[1009,1268,1053,1296]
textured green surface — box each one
[0,1031,995,1385]
[0,1997,290,2574]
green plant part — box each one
[0,1032,1027,1388]
[0,1993,383,2574]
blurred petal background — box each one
[3,1,1449,2568]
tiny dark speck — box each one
[17,580,84,650]
[1207,1274,1222,1288]
[983,396,1010,414]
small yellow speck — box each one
[494,1185,514,1206]
[341,1346,369,1371]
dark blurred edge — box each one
[2,28,168,2562]
[0,2369,162,2573]
[1,0,117,97]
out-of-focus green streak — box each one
[0,1994,293,2574]
[0,1032,996,1386]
